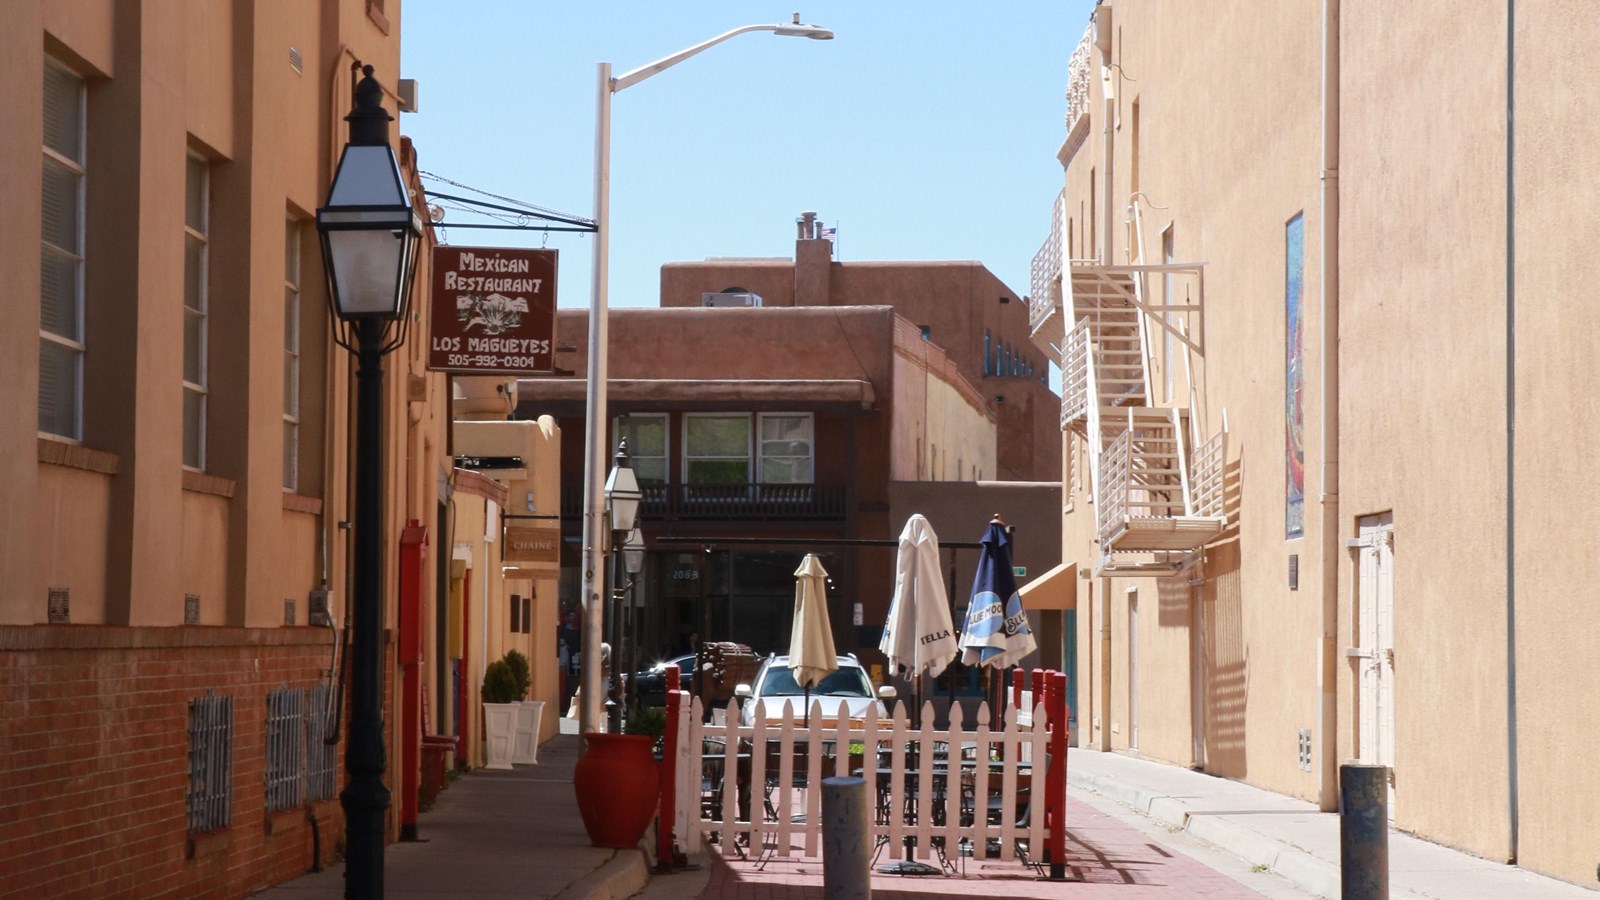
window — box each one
[684,414,750,485]
[758,414,812,484]
[284,219,301,489]
[264,687,305,812]
[183,155,210,470]
[187,690,234,833]
[614,413,667,485]
[40,61,85,440]
[305,683,337,801]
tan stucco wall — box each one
[456,416,563,742]
[1508,1,1600,881]
[31,463,113,624]
[889,329,997,483]
[1055,1,1600,884]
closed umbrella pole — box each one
[958,516,1037,728]
[881,514,958,727]
[789,553,837,725]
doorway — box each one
[1354,512,1396,817]
[1127,586,1139,751]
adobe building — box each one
[1035,2,1600,887]
[517,229,1064,713]
[0,3,557,894]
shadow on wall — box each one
[1202,539,1247,779]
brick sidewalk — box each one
[695,796,1268,898]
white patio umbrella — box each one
[788,553,837,723]
[880,514,959,718]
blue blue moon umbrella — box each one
[958,518,1037,669]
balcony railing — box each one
[560,482,848,523]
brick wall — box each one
[0,626,396,898]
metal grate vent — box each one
[185,594,201,625]
[265,687,305,812]
[305,682,338,801]
[47,587,69,624]
[1297,728,1313,772]
[288,46,303,74]
[1288,554,1300,590]
[187,690,234,833]
[284,598,296,626]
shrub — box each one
[481,660,520,704]
[503,649,531,701]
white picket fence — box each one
[667,696,1051,867]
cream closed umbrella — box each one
[880,514,958,722]
[788,553,837,723]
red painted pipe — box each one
[658,667,681,871]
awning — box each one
[1018,561,1076,610]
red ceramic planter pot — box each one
[573,733,660,848]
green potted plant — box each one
[624,706,668,756]
[481,659,520,770]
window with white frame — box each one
[683,414,750,485]
[183,155,209,470]
[40,61,86,440]
[757,413,813,484]
[613,413,666,486]
[284,218,301,490]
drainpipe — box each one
[1100,70,1115,266]
[1503,0,1519,861]
[1316,0,1342,813]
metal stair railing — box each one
[1097,425,1131,544]
[1189,409,1229,519]
[1060,317,1091,430]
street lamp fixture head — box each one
[316,65,423,324]
[775,13,832,39]
[604,439,643,534]
[623,527,645,576]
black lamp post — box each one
[316,65,423,900]
[602,441,641,732]
[621,526,645,715]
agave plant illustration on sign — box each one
[457,292,530,336]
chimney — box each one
[794,211,831,307]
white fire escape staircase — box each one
[1032,199,1229,577]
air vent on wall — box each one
[701,291,762,308]
[185,594,201,626]
[47,587,69,624]
[284,598,297,626]
[288,46,303,74]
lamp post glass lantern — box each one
[603,441,641,732]
[578,15,833,736]
[316,64,422,899]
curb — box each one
[552,846,652,900]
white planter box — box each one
[483,702,518,770]
[513,700,545,765]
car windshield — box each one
[759,664,872,698]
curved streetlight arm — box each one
[613,20,833,92]
[578,16,831,735]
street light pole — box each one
[578,17,833,734]
[345,317,389,896]
[315,65,423,899]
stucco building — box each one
[515,225,1064,710]
[0,2,556,894]
[1035,1,1600,887]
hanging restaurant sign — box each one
[428,246,557,374]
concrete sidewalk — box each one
[253,727,710,900]
[1066,748,1597,899]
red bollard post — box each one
[1046,670,1068,880]
[658,666,681,872]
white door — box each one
[1128,587,1139,751]
[1355,512,1396,816]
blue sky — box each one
[398,2,1095,313]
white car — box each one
[735,654,896,726]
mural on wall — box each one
[1285,214,1305,539]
